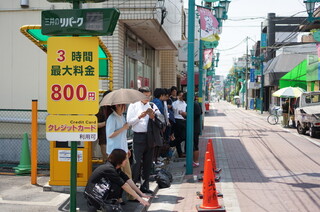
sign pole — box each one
[70,141,78,212]
[73,0,80,9]
[70,2,80,211]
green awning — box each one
[279,59,307,90]
[21,26,110,77]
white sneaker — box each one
[154,161,164,167]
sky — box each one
[186,0,308,77]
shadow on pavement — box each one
[152,194,184,204]
[60,191,145,212]
[205,109,226,117]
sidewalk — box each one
[1,101,320,211]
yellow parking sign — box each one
[47,37,99,115]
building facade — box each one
[0,0,186,110]
[0,0,187,163]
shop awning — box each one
[279,59,307,90]
[20,25,112,78]
[264,54,307,86]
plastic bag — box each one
[155,172,170,188]
[155,169,172,188]
[157,169,173,182]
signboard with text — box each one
[47,37,99,114]
[42,8,120,36]
[46,115,97,141]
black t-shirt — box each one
[85,161,129,200]
[282,102,289,113]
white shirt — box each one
[163,101,169,125]
[127,101,160,132]
[172,100,187,120]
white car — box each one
[295,91,320,138]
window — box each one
[125,29,155,90]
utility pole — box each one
[245,36,249,110]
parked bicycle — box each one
[267,107,281,125]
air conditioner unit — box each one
[20,0,29,8]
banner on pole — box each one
[197,7,219,42]
[203,48,213,70]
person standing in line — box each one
[106,104,131,180]
[151,88,167,166]
[96,90,112,162]
[126,87,160,194]
[169,86,178,102]
[172,90,187,158]
[166,88,176,143]
[193,95,202,167]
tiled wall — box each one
[160,50,177,88]
[102,22,125,90]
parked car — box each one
[295,91,320,138]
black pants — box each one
[131,132,154,189]
[172,119,186,156]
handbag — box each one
[154,113,166,131]
[149,102,166,131]
[84,177,111,208]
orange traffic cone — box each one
[196,152,223,199]
[207,139,221,173]
[196,157,225,212]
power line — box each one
[217,38,247,51]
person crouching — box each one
[84,149,151,212]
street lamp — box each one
[304,0,320,22]
[219,0,231,20]
[213,4,225,25]
[212,52,220,67]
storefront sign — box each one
[42,8,120,36]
